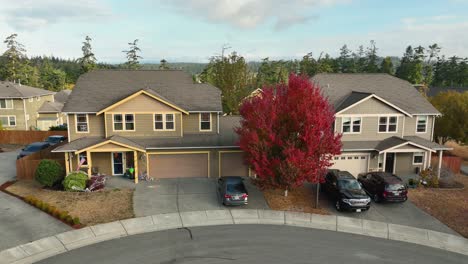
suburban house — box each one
[36,90,70,130]
[313,73,451,177]
[0,81,56,130]
[52,70,249,183]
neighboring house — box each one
[53,70,249,182]
[36,90,71,130]
[0,81,55,130]
[312,73,451,177]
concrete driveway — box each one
[127,177,270,217]
[0,149,70,251]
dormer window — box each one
[342,117,361,133]
[200,113,211,131]
[416,116,427,133]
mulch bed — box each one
[263,185,330,215]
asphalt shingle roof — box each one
[0,81,54,98]
[312,73,440,115]
[38,101,64,113]
[54,90,71,103]
[63,70,222,113]
[341,136,450,152]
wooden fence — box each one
[0,130,67,145]
[432,155,462,174]
[16,142,66,180]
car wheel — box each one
[335,201,341,211]
[373,194,380,203]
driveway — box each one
[0,149,70,251]
[123,177,270,217]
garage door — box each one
[330,153,368,177]
[148,153,209,178]
[220,152,249,177]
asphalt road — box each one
[39,225,466,264]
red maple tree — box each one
[236,74,341,195]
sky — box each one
[0,0,467,63]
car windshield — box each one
[47,137,62,143]
[227,183,245,193]
[24,145,43,152]
[338,179,362,190]
[386,184,405,191]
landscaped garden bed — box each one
[263,185,330,215]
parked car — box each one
[323,169,371,212]
[45,135,67,145]
[357,172,408,203]
[17,142,51,159]
[217,176,248,206]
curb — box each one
[1,209,467,263]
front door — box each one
[112,152,124,175]
[385,153,395,173]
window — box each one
[0,116,16,127]
[0,99,13,109]
[76,114,88,132]
[113,114,135,131]
[416,116,427,133]
[154,113,175,131]
[78,153,88,166]
[342,117,361,133]
[413,152,424,165]
[378,116,397,132]
[200,113,211,131]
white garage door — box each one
[330,153,369,177]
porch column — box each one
[423,151,427,169]
[64,152,70,175]
[86,150,92,177]
[382,152,387,172]
[134,151,139,184]
[437,150,443,179]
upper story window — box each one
[113,114,135,131]
[76,114,89,133]
[154,113,175,131]
[416,116,427,133]
[378,116,397,133]
[200,113,212,131]
[0,99,13,109]
[0,116,16,127]
[342,117,361,133]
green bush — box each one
[62,172,88,191]
[35,159,64,187]
[73,217,80,225]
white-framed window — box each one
[0,99,13,109]
[78,152,88,166]
[413,152,424,165]
[113,114,135,131]
[154,113,175,131]
[378,116,398,133]
[200,113,212,131]
[28,98,33,102]
[416,116,427,133]
[76,114,89,133]
[342,117,361,133]
[0,116,16,127]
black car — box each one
[323,169,371,212]
[45,135,67,145]
[17,142,51,159]
[358,172,408,203]
[217,176,248,206]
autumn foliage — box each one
[236,74,341,193]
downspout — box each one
[22,99,28,130]
[217,112,220,134]
[431,116,435,141]
[66,114,71,142]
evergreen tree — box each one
[1,34,27,82]
[39,59,66,91]
[380,56,394,74]
[77,36,97,73]
[338,44,355,73]
[396,45,424,84]
[159,59,170,70]
[365,40,379,73]
[123,39,142,69]
[354,45,367,72]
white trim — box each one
[36,96,41,101]
[431,116,435,141]
[146,146,239,150]
[416,115,428,134]
[336,94,413,117]
[112,113,136,132]
[393,154,397,174]
[380,141,435,153]
[412,152,424,165]
[0,99,14,109]
[66,114,71,142]
[63,112,97,114]
[337,113,404,117]
[188,111,222,113]
[153,113,176,131]
[0,115,17,127]
[199,113,212,132]
[111,152,125,175]
[341,116,362,134]
[217,113,220,134]
[75,114,89,133]
[78,152,89,167]
[377,115,399,133]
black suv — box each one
[357,172,408,203]
[323,169,371,212]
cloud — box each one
[0,0,112,31]
[160,0,348,30]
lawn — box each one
[6,181,134,226]
[263,184,330,215]
[408,173,468,238]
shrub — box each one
[73,217,80,225]
[35,159,64,187]
[36,200,43,208]
[65,215,73,224]
[63,172,88,191]
[42,203,49,212]
[419,169,439,188]
[59,212,68,221]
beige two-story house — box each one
[0,81,56,130]
[53,70,249,182]
[313,74,451,177]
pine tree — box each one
[380,56,394,74]
[365,40,379,73]
[338,45,355,73]
[77,36,97,73]
[123,39,143,69]
[2,34,27,82]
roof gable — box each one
[337,93,412,116]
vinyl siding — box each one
[394,152,425,175]
[337,116,404,141]
[25,94,55,130]
[105,113,182,137]
[0,99,25,130]
[91,152,112,175]
[69,114,105,140]
[183,113,218,134]
[107,94,178,113]
[403,115,433,140]
[340,97,400,115]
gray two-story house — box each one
[313,73,450,177]
[53,70,249,183]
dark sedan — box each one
[218,176,249,206]
[45,135,67,145]
[17,142,50,159]
[358,172,408,203]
